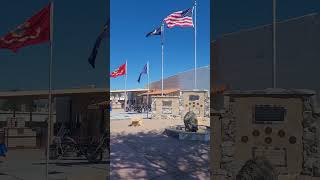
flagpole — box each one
[161,24,164,96]
[194,0,197,90]
[124,60,127,110]
[147,61,150,118]
[273,0,277,88]
[46,2,54,180]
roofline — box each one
[139,89,180,96]
[0,88,109,97]
[216,13,318,40]
[224,88,316,97]
[150,65,210,84]
[111,89,148,93]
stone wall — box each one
[219,101,237,179]
[204,96,210,117]
[151,96,180,120]
[151,91,210,121]
[212,89,320,179]
[302,96,320,176]
[179,91,208,120]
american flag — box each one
[163,8,194,28]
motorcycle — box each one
[47,127,109,163]
[85,131,109,163]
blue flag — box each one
[88,20,109,68]
[137,63,148,83]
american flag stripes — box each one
[163,8,194,28]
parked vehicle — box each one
[47,126,109,163]
[48,127,87,160]
[85,131,109,163]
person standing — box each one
[0,133,7,158]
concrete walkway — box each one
[0,149,108,180]
[110,111,149,120]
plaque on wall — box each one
[254,105,286,124]
[162,100,173,114]
[162,100,172,107]
[189,95,200,101]
[162,108,172,114]
[252,147,287,167]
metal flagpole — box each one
[273,0,276,88]
[161,24,164,96]
[124,60,127,110]
[46,2,54,180]
[147,61,150,118]
[194,0,197,90]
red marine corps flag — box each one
[110,63,126,78]
[0,4,51,52]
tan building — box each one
[0,88,109,149]
[110,89,148,109]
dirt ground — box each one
[110,115,210,180]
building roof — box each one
[224,88,316,97]
[149,66,210,91]
[211,13,320,92]
[0,88,109,98]
[88,100,110,109]
[111,89,148,93]
[211,85,227,95]
[216,13,318,40]
[139,89,180,96]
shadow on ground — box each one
[110,130,209,180]
[33,159,109,167]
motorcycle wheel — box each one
[47,144,60,160]
[85,146,103,163]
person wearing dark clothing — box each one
[0,143,7,157]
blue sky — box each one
[0,1,108,91]
[110,0,210,90]
[213,0,320,39]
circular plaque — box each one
[265,137,272,144]
[252,130,260,137]
[289,136,297,144]
[241,136,248,143]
